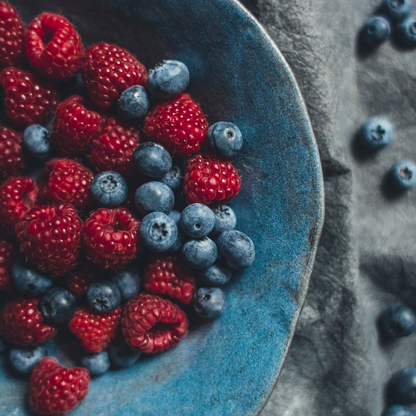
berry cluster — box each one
[361,0,416,48]
[0,4,256,415]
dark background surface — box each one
[237,0,416,415]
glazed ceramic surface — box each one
[0,0,324,415]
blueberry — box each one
[383,405,415,416]
[40,288,77,325]
[9,345,47,373]
[90,171,128,207]
[360,116,394,150]
[134,181,175,215]
[109,338,141,367]
[217,230,255,270]
[379,304,416,338]
[111,265,140,302]
[12,257,53,296]
[22,125,51,160]
[182,237,218,269]
[207,122,243,158]
[118,85,150,122]
[361,16,391,47]
[161,164,182,191]
[146,60,190,99]
[390,160,416,189]
[87,281,121,313]
[210,205,237,237]
[198,264,232,286]
[384,0,412,21]
[192,287,226,319]
[139,212,178,252]
[398,18,416,47]
[0,336,7,353]
[82,351,110,375]
[389,368,416,403]
[133,142,172,178]
[180,203,215,238]
[167,210,187,252]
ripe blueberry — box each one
[207,122,243,158]
[40,287,77,325]
[139,211,178,252]
[90,171,128,207]
[87,281,121,313]
[192,287,226,319]
[147,60,190,99]
[133,142,172,178]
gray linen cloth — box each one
[238,0,416,415]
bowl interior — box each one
[0,1,324,415]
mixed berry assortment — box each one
[361,0,416,48]
[0,3,255,414]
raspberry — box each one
[143,93,208,155]
[38,159,94,209]
[88,116,141,178]
[0,239,17,291]
[15,204,83,278]
[0,125,25,179]
[83,207,141,270]
[0,2,25,69]
[144,254,197,304]
[30,357,90,415]
[25,13,84,81]
[50,95,104,157]
[0,66,60,126]
[81,42,146,110]
[0,297,58,346]
[183,152,241,205]
[69,306,121,353]
[122,293,188,353]
[0,176,38,236]
[64,263,100,299]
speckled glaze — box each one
[0,0,324,415]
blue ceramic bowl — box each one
[0,0,324,415]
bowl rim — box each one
[227,1,325,413]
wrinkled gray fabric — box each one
[237,0,416,415]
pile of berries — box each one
[361,0,416,48]
[0,3,255,415]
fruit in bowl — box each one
[0,1,323,415]
[0,3,257,414]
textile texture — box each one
[238,0,416,415]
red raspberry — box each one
[0,239,17,291]
[38,159,93,209]
[122,293,188,353]
[30,357,90,415]
[0,297,58,346]
[183,152,241,205]
[25,13,84,81]
[64,263,100,299]
[0,66,60,126]
[81,42,146,110]
[50,95,104,157]
[143,93,208,155]
[88,116,141,178]
[144,254,197,304]
[83,207,141,270]
[0,125,25,179]
[0,176,38,236]
[0,2,25,69]
[15,203,83,278]
[69,306,121,353]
